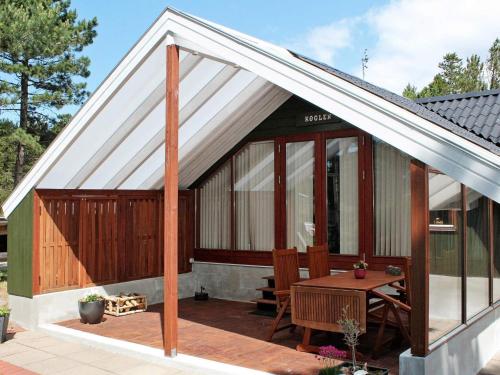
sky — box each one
[69,0,500,114]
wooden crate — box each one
[104,293,147,316]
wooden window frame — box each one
[194,128,397,270]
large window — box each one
[326,137,358,254]
[199,160,231,249]
[234,141,275,250]
[428,172,462,343]
[494,202,500,302]
[466,188,490,319]
[373,140,411,257]
[286,141,315,252]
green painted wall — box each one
[7,190,34,298]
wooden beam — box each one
[410,160,429,356]
[164,43,179,357]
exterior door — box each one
[284,139,316,252]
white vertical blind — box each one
[199,160,231,249]
[374,140,411,256]
[286,141,315,252]
[337,138,359,254]
[234,141,275,250]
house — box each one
[2,7,499,375]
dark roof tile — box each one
[417,89,500,150]
[290,51,500,155]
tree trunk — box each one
[15,63,29,187]
[20,70,29,130]
[14,141,25,186]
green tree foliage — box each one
[0,0,97,208]
[0,120,43,205]
[487,38,500,89]
[403,38,500,99]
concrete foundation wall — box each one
[400,306,500,375]
[191,262,310,302]
[11,273,195,330]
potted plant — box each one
[353,260,368,279]
[315,307,388,375]
[78,294,105,324]
[0,306,10,343]
[195,286,208,301]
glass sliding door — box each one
[465,188,490,319]
[234,141,275,250]
[325,137,359,254]
[199,160,232,249]
[494,202,500,302]
[428,172,462,343]
[373,139,411,257]
[286,141,315,252]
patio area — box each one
[58,298,404,374]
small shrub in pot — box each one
[0,306,10,343]
[78,294,105,324]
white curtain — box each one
[286,141,315,252]
[234,141,275,250]
[374,141,411,256]
[199,161,231,249]
[337,138,359,254]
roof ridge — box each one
[416,88,500,103]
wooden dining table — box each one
[291,270,405,352]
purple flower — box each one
[318,345,347,360]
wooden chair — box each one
[267,247,300,342]
[306,244,330,279]
[370,257,412,358]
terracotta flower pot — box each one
[354,268,367,279]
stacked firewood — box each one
[104,293,147,316]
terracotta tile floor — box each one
[59,298,403,374]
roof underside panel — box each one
[36,43,291,190]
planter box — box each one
[104,294,147,316]
[319,361,389,375]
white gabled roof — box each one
[2,7,500,217]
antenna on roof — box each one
[361,49,369,80]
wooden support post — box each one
[164,42,179,357]
[410,160,429,356]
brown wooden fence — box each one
[36,190,193,294]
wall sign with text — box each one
[296,111,338,127]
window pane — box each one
[374,140,411,256]
[234,141,275,250]
[429,172,462,343]
[466,188,489,319]
[199,160,231,249]
[286,141,315,252]
[326,137,358,254]
[494,202,500,302]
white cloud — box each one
[287,0,500,93]
[287,18,360,66]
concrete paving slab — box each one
[41,341,87,355]
[0,342,32,358]
[120,363,184,375]
[52,363,114,375]
[63,347,112,364]
[88,353,143,372]
[3,348,55,366]
[22,356,80,375]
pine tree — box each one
[403,38,500,99]
[0,0,97,185]
[487,38,500,89]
